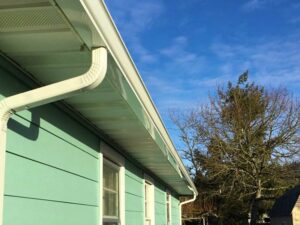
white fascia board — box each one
[78,0,197,195]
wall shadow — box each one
[7,111,40,141]
[0,56,100,153]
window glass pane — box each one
[145,182,152,222]
[167,202,170,221]
[145,184,148,199]
[103,191,118,217]
[166,193,170,223]
[103,163,118,190]
[103,161,119,219]
[145,202,148,218]
[145,183,150,218]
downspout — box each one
[0,47,107,224]
[179,186,197,225]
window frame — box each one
[144,175,155,225]
[103,159,119,223]
[166,191,172,225]
[100,142,125,225]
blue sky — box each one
[105,0,300,146]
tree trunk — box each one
[250,180,262,225]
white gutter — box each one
[179,186,198,225]
[80,0,197,195]
[0,47,107,224]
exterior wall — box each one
[1,59,100,225]
[125,160,144,225]
[171,196,180,225]
[271,217,292,225]
[124,159,181,225]
[292,196,300,225]
[1,57,182,225]
[155,184,167,225]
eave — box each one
[0,0,197,196]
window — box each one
[101,142,125,225]
[166,192,171,225]
[144,178,154,225]
[145,182,151,225]
[103,159,119,225]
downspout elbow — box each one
[0,47,107,113]
[0,101,13,132]
[179,186,198,225]
[0,47,107,224]
[80,47,108,91]
[180,186,198,207]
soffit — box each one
[0,0,192,195]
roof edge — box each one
[79,0,197,195]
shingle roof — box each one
[270,185,300,217]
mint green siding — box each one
[124,161,181,225]
[171,196,180,225]
[155,185,167,225]
[0,57,183,225]
[125,161,144,225]
[4,197,98,225]
[1,59,100,225]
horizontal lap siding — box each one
[124,160,181,225]
[7,113,99,181]
[155,186,166,225]
[1,58,185,225]
[1,60,100,225]
[125,161,144,225]
[171,196,180,225]
[5,153,98,206]
[155,186,180,225]
[4,197,98,225]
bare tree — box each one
[172,72,300,225]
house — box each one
[270,185,300,225]
[0,0,197,225]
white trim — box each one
[101,142,125,167]
[179,187,197,225]
[100,142,125,225]
[144,174,155,225]
[144,174,154,185]
[166,191,172,225]
[0,48,108,225]
[119,165,125,225]
[99,152,103,225]
[102,159,119,224]
[79,0,197,196]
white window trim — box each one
[166,190,172,225]
[100,142,125,225]
[144,174,155,225]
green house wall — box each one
[1,59,100,225]
[155,184,167,225]
[171,196,180,225]
[0,57,181,225]
[125,161,144,225]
